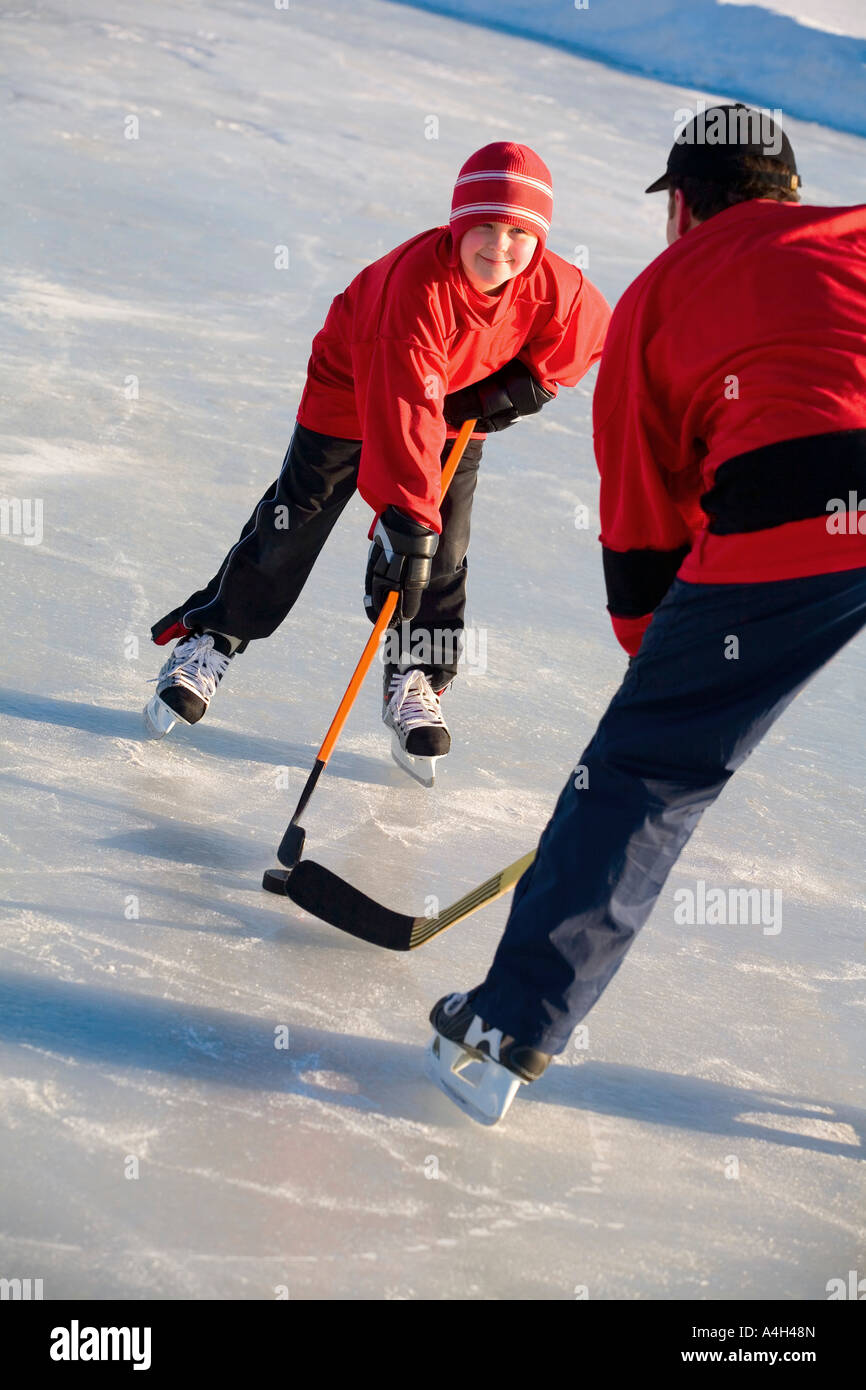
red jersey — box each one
[297,227,611,532]
[593,200,866,654]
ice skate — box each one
[143,631,236,738]
[426,989,550,1125]
[383,668,450,787]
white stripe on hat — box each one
[454,169,553,198]
[450,201,551,234]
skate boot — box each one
[426,988,550,1125]
[143,631,238,738]
[383,668,451,787]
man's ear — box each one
[674,188,694,238]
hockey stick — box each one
[264,849,536,950]
[273,418,479,870]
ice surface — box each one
[0,0,864,1300]
[396,0,866,136]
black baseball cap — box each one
[646,104,800,194]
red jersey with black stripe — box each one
[593,199,866,654]
[297,227,611,533]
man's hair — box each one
[671,154,800,223]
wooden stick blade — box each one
[408,851,536,947]
[284,850,536,952]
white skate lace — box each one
[152,634,230,703]
[386,669,448,735]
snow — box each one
[395,0,866,137]
[1,0,864,1300]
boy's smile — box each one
[459,221,538,294]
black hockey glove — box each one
[364,506,439,625]
[443,358,555,434]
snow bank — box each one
[390,0,866,137]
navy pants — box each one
[473,568,866,1055]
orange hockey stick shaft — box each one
[274,419,478,869]
[317,417,478,763]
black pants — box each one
[160,423,483,690]
[473,567,866,1054]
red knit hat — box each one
[450,142,553,270]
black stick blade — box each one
[285,860,417,951]
[277,823,305,870]
[276,758,326,868]
[262,868,292,895]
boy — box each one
[145,141,610,783]
[429,107,866,1122]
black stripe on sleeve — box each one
[602,544,691,618]
[702,429,866,535]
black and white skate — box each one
[383,668,450,786]
[426,989,551,1125]
[143,631,236,738]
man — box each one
[428,105,866,1124]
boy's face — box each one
[458,221,538,294]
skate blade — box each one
[142,692,187,739]
[425,1034,523,1126]
[390,734,438,787]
